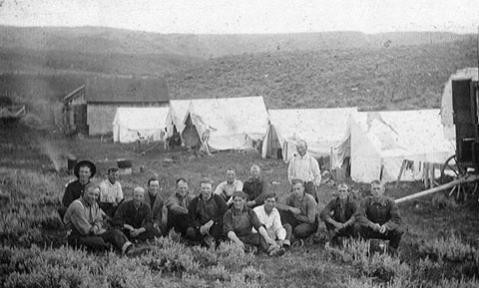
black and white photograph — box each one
[0,0,478,287]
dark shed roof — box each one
[85,76,169,104]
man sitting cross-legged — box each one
[253,192,291,248]
[187,178,228,247]
[165,178,191,236]
[113,187,161,242]
[320,183,359,246]
[357,180,404,254]
[63,183,139,255]
[224,191,285,256]
[277,179,318,245]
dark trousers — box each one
[280,210,317,241]
[167,212,190,235]
[123,225,162,242]
[68,228,129,252]
[325,222,359,242]
[99,202,119,218]
[357,225,403,249]
[186,222,224,243]
[238,233,269,252]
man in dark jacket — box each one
[60,160,96,218]
[113,187,161,241]
[165,178,191,235]
[243,164,268,208]
[144,177,167,235]
[357,180,403,252]
[187,178,228,247]
[320,183,359,246]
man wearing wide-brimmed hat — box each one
[60,160,96,218]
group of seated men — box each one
[60,158,404,256]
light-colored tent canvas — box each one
[165,99,192,137]
[333,109,455,183]
[182,96,269,151]
[440,67,478,140]
[261,107,358,162]
[113,107,169,143]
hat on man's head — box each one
[232,191,248,199]
[74,160,96,178]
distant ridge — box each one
[0,25,470,59]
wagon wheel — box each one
[440,155,479,202]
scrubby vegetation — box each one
[2,123,479,287]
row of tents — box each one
[111,67,478,183]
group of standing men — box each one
[59,140,404,256]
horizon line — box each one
[0,24,476,36]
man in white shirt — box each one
[214,168,243,205]
[253,193,291,248]
[287,140,321,202]
[99,167,124,217]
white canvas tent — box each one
[261,107,358,162]
[333,109,455,183]
[165,99,192,138]
[181,96,269,151]
[112,107,169,143]
[440,67,478,140]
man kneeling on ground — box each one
[113,187,161,242]
[63,183,140,255]
[320,183,359,246]
[357,180,404,254]
[253,193,291,248]
[224,191,285,256]
[277,179,318,245]
[187,178,227,247]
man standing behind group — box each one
[60,160,96,218]
[320,184,359,246]
[165,178,191,235]
[114,187,161,241]
[243,164,268,208]
[358,180,403,253]
[287,140,321,202]
[99,168,124,217]
[144,178,166,235]
[277,179,318,244]
[187,178,228,247]
[214,168,243,206]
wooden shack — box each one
[63,76,169,136]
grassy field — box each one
[2,124,479,287]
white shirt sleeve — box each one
[214,182,225,195]
[311,156,321,186]
[116,183,124,203]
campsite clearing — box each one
[2,124,479,287]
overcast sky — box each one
[0,0,477,34]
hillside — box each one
[166,37,478,110]
[0,25,470,59]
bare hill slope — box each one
[166,37,477,110]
